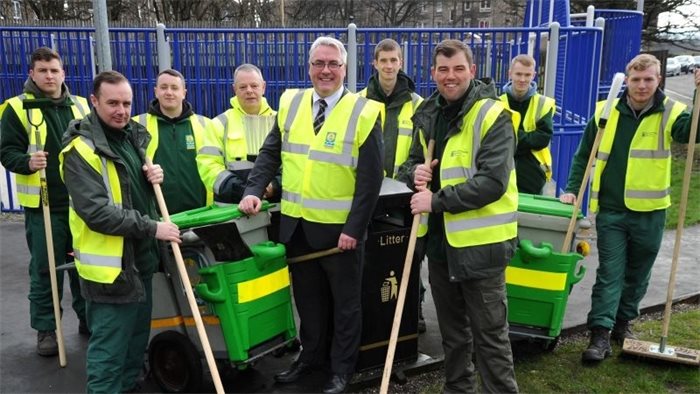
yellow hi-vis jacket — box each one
[59,137,123,284]
[500,93,555,180]
[199,97,276,195]
[278,88,381,224]
[134,112,214,206]
[590,97,686,213]
[359,88,423,177]
[5,93,89,207]
[418,99,518,246]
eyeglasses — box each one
[310,61,344,70]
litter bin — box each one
[517,193,591,253]
[356,178,419,371]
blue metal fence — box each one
[1,21,627,212]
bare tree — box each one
[366,0,420,26]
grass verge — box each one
[419,305,699,393]
[666,146,700,229]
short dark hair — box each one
[374,38,402,60]
[157,69,186,86]
[433,39,474,66]
[93,70,129,97]
[30,47,62,69]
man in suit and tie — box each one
[239,36,383,393]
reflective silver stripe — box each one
[227,160,254,171]
[99,155,115,206]
[302,198,352,211]
[596,152,609,161]
[629,150,670,159]
[282,190,302,204]
[18,93,27,100]
[420,214,428,226]
[442,166,470,181]
[536,95,547,118]
[73,248,122,268]
[194,115,207,129]
[213,171,233,194]
[394,165,400,174]
[215,113,228,126]
[308,150,357,167]
[281,142,309,154]
[398,127,412,136]
[410,92,421,110]
[28,143,40,154]
[342,98,367,155]
[445,211,517,233]
[198,146,222,156]
[285,90,307,134]
[136,113,147,126]
[470,100,496,169]
[660,98,676,145]
[16,183,40,196]
[70,96,88,117]
[591,191,598,199]
[626,189,670,199]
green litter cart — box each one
[147,203,297,392]
[507,193,591,349]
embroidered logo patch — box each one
[324,131,337,148]
[185,134,195,150]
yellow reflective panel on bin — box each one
[237,266,290,303]
[505,266,567,291]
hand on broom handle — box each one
[380,139,435,394]
[561,73,626,253]
[145,158,225,394]
[659,87,700,352]
[34,127,67,368]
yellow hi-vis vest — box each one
[419,99,518,247]
[134,112,214,206]
[59,137,123,284]
[5,93,89,207]
[278,88,381,224]
[359,88,423,177]
[589,97,686,213]
[500,93,555,180]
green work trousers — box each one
[25,208,86,331]
[85,278,152,394]
[428,258,518,394]
[587,208,666,329]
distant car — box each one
[666,58,681,76]
[694,55,700,69]
[672,55,695,74]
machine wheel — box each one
[149,331,203,393]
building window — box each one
[421,3,426,13]
[12,0,22,19]
[480,0,491,11]
[464,1,471,11]
[436,1,443,13]
[450,9,456,22]
[478,18,490,28]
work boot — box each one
[37,331,58,357]
[418,303,426,334]
[581,327,611,362]
[611,320,637,345]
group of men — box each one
[2,35,698,394]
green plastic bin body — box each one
[196,242,297,363]
[517,193,590,252]
[168,204,297,363]
[506,240,586,338]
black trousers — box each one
[287,227,364,374]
